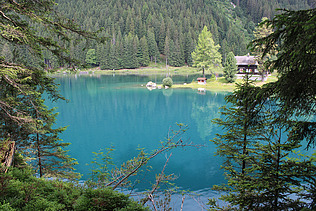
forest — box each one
[0,0,313,70]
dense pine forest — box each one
[1,0,312,70]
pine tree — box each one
[108,43,119,70]
[169,39,184,67]
[212,77,264,176]
[158,19,166,53]
[132,35,140,68]
[250,8,316,147]
[138,36,150,67]
[96,42,105,68]
[85,49,98,67]
[147,29,159,63]
[100,42,110,70]
[116,35,124,70]
[122,33,139,69]
[164,35,170,67]
[168,39,176,66]
[212,77,316,210]
[122,34,131,68]
[28,105,79,179]
[184,31,194,66]
[74,39,88,65]
[0,0,101,178]
[249,124,316,210]
[191,26,222,77]
[223,51,237,83]
[253,17,275,81]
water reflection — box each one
[191,93,227,141]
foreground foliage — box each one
[250,8,316,147]
[0,166,147,211]
[212,77,316,210]
[211,8,316,210]
[0,0,102,178]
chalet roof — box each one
[235,54,258,66]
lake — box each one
[47,73,230,209]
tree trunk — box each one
[37,133,43,177]
[2,141,16,173]
[273,135,281,210]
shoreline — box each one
[50,66,277,92]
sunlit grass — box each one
[69,63,224,76]
[55,65,278,93]
[173,74,278,92]
[173,77,237,92]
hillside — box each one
[231,0,314,22]
[1,0,313,70]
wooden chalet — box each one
[235,54,258,75]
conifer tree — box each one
[167,39,176,67]
[169,39,184,67]
[85,49,98,67]
[122,33,139,69]
[158,19,166,53]
[212,77,316,210]
[96,43,104,68]
[27,105,79,179]
[0,0,102,178]
[138,36,150,67]
[250,8,316,147]
[191,26,222,77]
[249,123,316,210]
[132,35,140,68]
[184,31,195,66]
[164,35,170,67]
[253,17,275,81]
[116,36,124,70]
[100,42,110,70]
[122,34,132,68]
[74,39,88,65]
[212,77,264,180]
[147,29,159,63]
[223,51,237,83]
[108,43,119,70]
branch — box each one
[0,10,18,26]
[111,158,147,190]
[142,153,173,205]
[106,125,203,190]
[180,195,186,211]
[149,194,158,211]
[0,100,32,124]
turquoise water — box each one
[47,74,229,208]
[45,74,316,210]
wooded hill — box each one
[1,0,313,70]
[232,0,313,22]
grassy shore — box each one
[54,63,278,92]
[55,62,223,76]
[173,74,278,92]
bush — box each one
[162,77,173,87]
[0,167,148,211]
